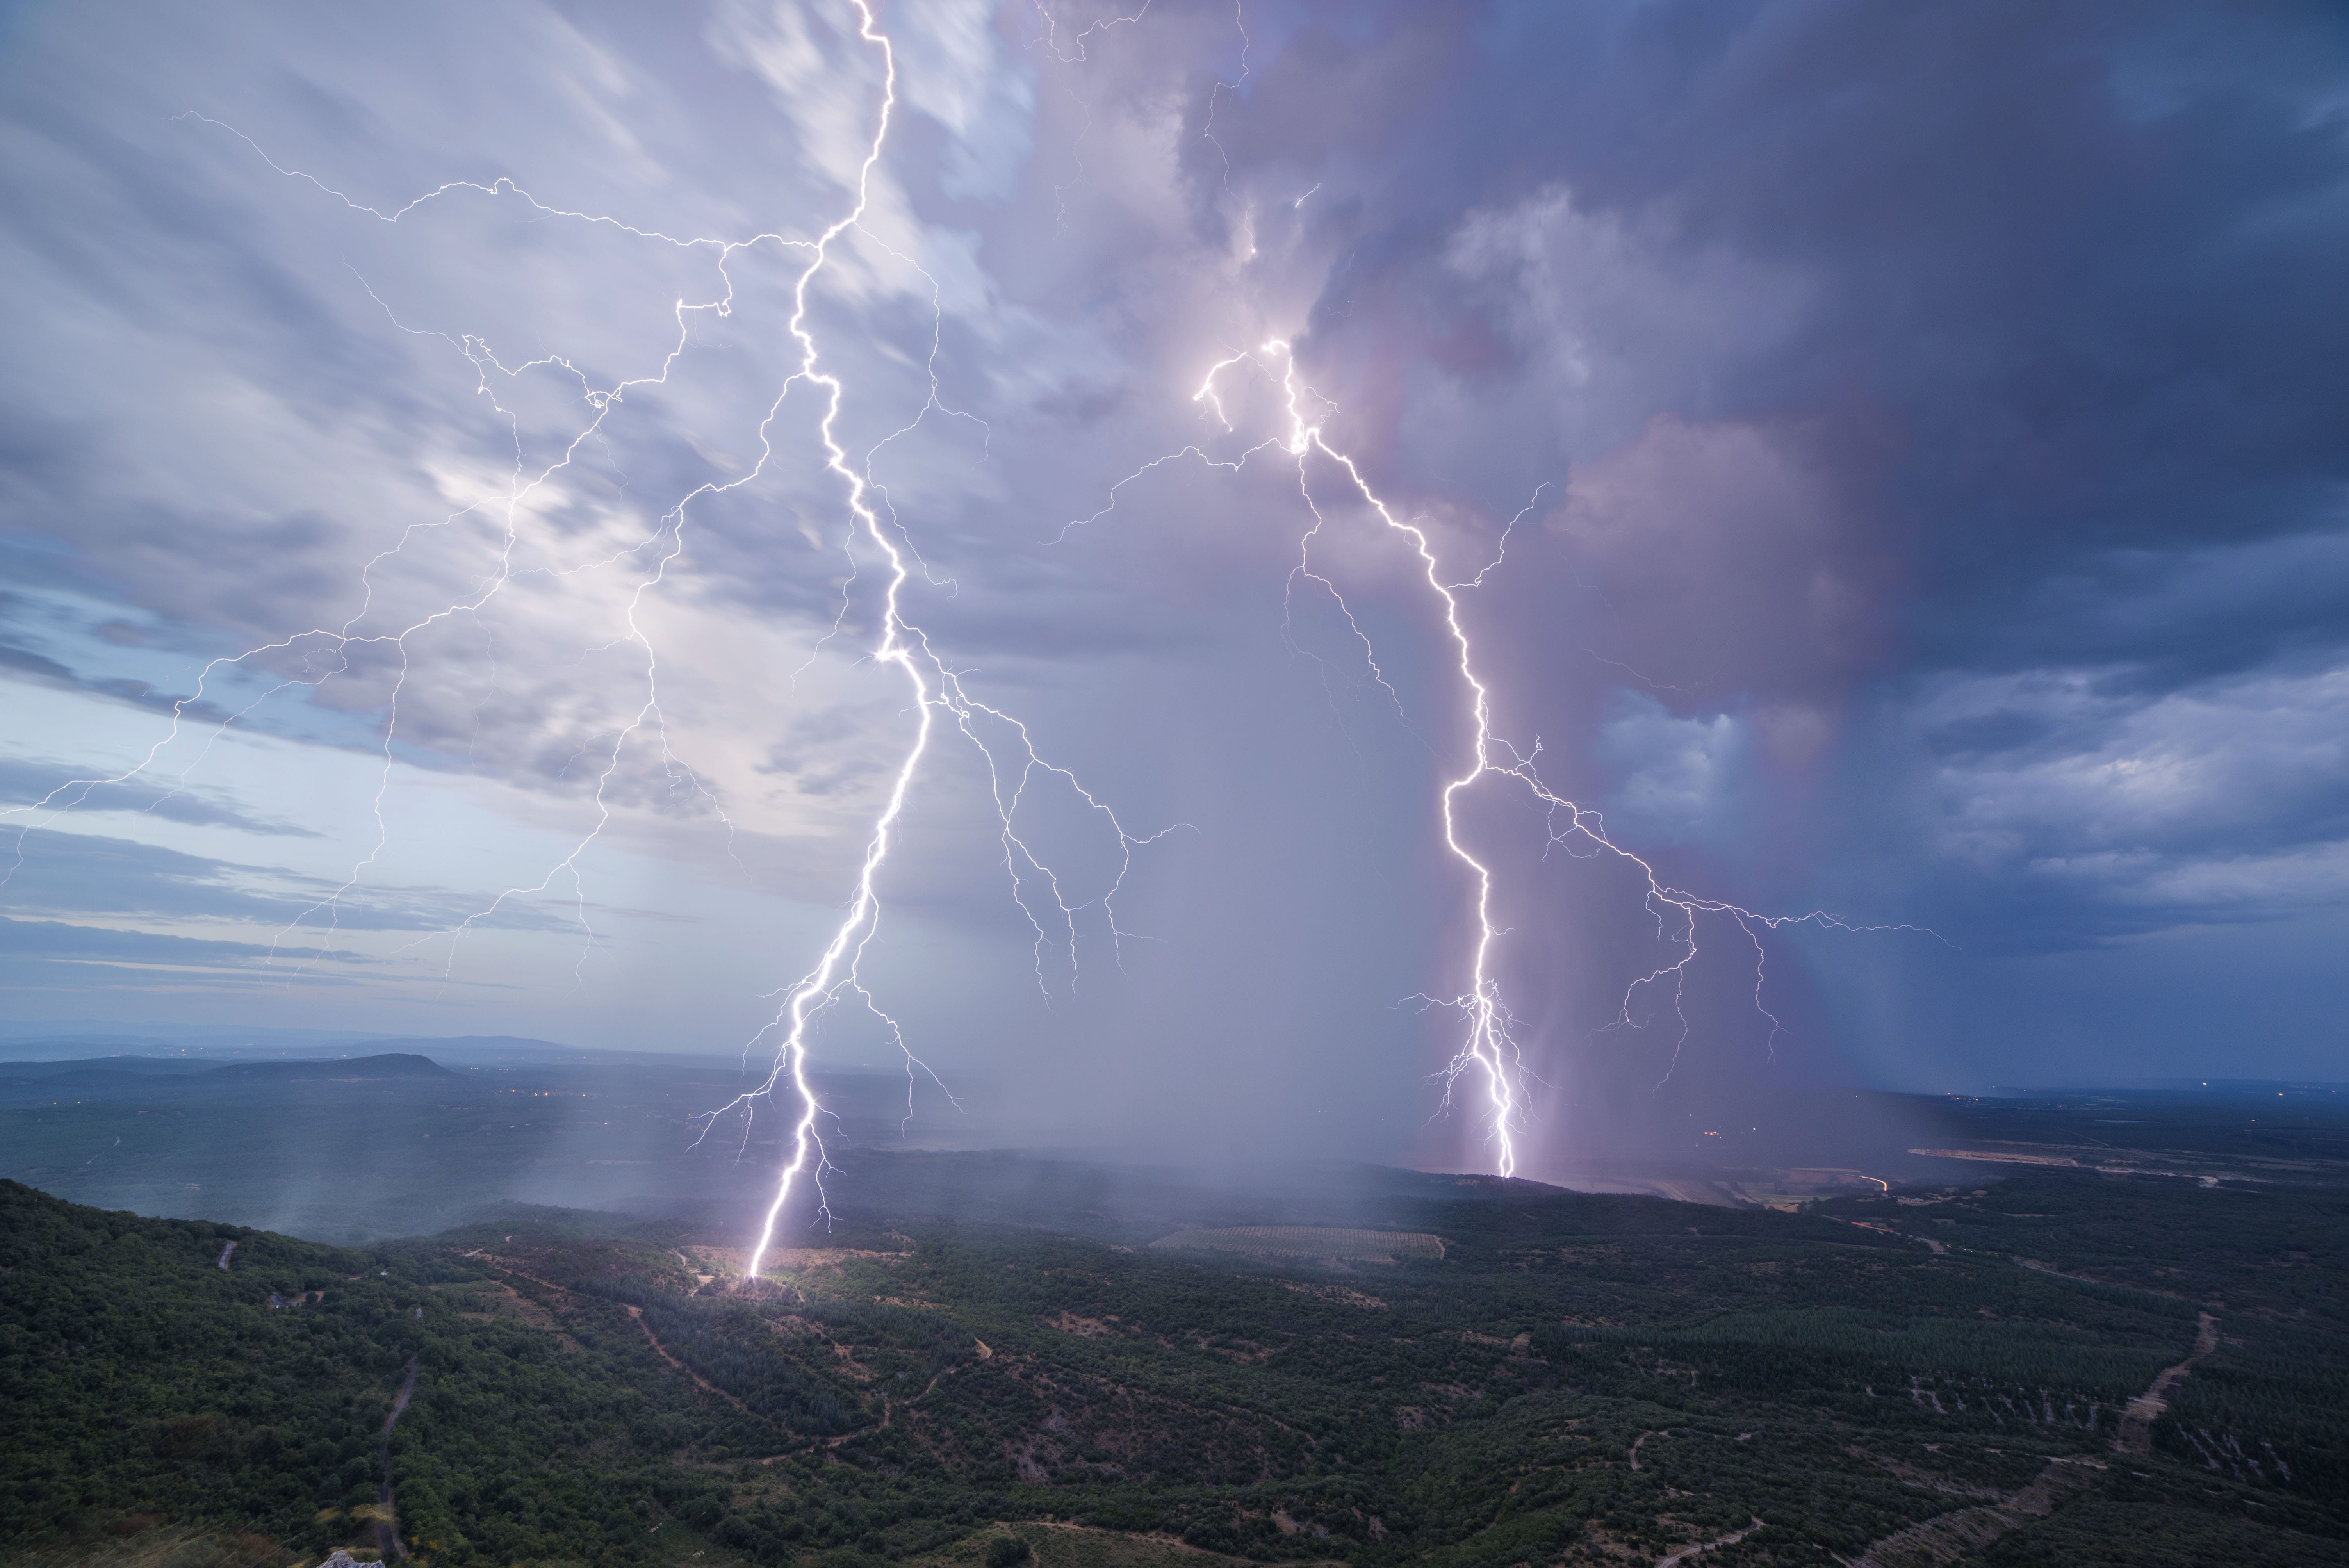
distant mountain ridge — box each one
[201,1053,455,1080]
[0,1028,739,1070]
[0,1053,456,1096]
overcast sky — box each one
[2,1,2344,1172]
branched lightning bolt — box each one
[1031,1,1934,1173]
[1075,340,1933,1176]
[639,3,1186,1279]
[1030,1,1155,64]
[8,2,1183,1276]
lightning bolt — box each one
[4,3,1182,1278]
[679,4,1190,1279]
[1019,0,1932,1179]
[1076,338,1932,1177]
[683,0,929,1271]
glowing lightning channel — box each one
[643,1,930,1285]
[688,4,1186,1279]
[1256,344,1526,1174]
[5,2,1178,1279]
[1076,340,1931,1178]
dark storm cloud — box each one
[1248,1,2349,590]
[1184,0,2349,951]
[1944,528,2349,692]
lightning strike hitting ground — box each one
[684,5,1186,1280]
[683,1,932,1284]
[0,3,1175,1281]
[1077,340,1926,1175]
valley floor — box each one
[4,1129,2347,1568]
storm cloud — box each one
[2,0,2343,1167]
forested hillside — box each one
[4,1160,2345,1568]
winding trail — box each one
[1841,1313,2220,1567]
[624,1304,750,1413]
[1660,1518,1764,1566]
[1841,1456,2108,1568]
[469,1251,767,1422]
[376,1356,418,1562]
[2117,1312,2219,1454]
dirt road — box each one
[376,1356,418,1562]
[2117,1312,2219,1455]
[1842,1312,2218,1567]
